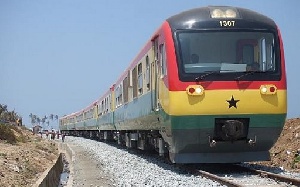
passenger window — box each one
[146,56,150,91]
[138,63,143,95]
[160,44,167,77]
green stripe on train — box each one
[168,114,287,129]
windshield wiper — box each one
[234,70,263,81]
[195,71,219,82]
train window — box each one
[115,84,123,108]
[97,103,101,116]
[160,44,167,77]
[101,100,104,115]
[127,70,133,102]
[108,95,110,111]
[104,98,107,113]
[242,45,254,65]
[261,38,266,69]
[106,97,109,112]
[123,77,129,103]
[146,56,150,91]
[176,31,279,80]
[268,41,275,71]
[115,87,119,108]
[260,37,276,72]
[132,67,138,98]
[138,63,143,95]
[237,39,259,71]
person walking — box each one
[62,133,66,142]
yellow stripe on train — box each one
[160,89,287,116]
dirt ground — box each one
[0,118,299,186]
[255,118,300,171]
[66,142,114,187]
[0,126,59,187]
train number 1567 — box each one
[219,20,235,27]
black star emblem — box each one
[226,95,239,108]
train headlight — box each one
[195,87,203,94]
[260,85,277,95]
[261,86,268,94]
[186,85,204,96]
[210,7,239,18]
[211,9,223,18]
[225,9,237,18]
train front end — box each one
[163,6,287,163]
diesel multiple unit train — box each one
[59,6,287,163]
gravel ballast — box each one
[66,136,224,187]
[65,136,300,186]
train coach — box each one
[60,6,287,163]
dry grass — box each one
[0,124,59,186]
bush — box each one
[0,124,18,144]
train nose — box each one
[221,120,245,141]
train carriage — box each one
[60,6,287,163]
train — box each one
[59,6,287,163]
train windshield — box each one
[176,31,281,81]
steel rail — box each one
[194,169,243,187]
[247,168,300,186]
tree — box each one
[36,117,41,125]
[28,113,59,129]
[41,116,47,128]
[0,104,8,116]
[49,114,54,121]
[29,114,37,126]
[0,104,21,124]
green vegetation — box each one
[295,155,300,163]
[292,154,300,169]
[0,104,22,125]
[0,124,28,144]
[0,124,18,144]
[0,152,7,157]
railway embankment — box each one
[0,124,60,186]
[33,153,64,187]
[34,139,73,187]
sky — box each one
[0,0,299,129]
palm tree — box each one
[49,114,54,121]
[29,113,33,120]
[41,116,47,129]
[29,114,37,126]
[36,117,41,125]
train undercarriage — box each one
[63,130,169,157]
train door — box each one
[151,36,160,111]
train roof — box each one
[166,6,277,31]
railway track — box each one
[122,143,300,186]
[185,164,300,187]
[66,136,300,186]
